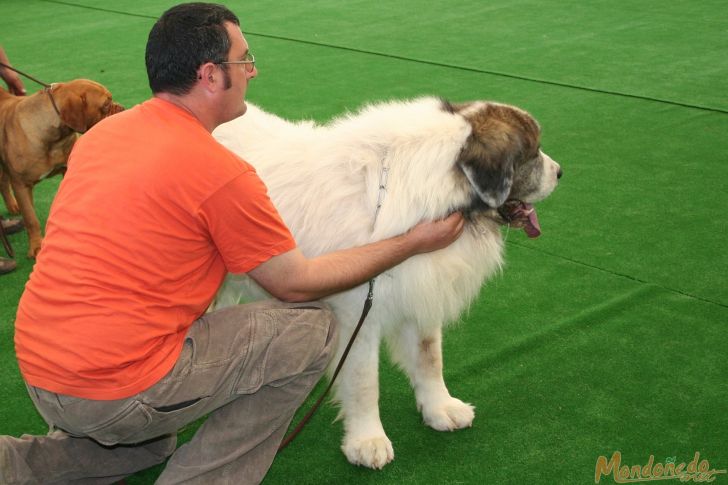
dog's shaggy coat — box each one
[213,97,561,469]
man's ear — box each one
[197,62,220,91]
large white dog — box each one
[212,97,561,469]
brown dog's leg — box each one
[10,180,42,258]
[0,166,20,214]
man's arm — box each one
[246,212,465,302]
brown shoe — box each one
[1,217,24,235]
[0,257,16,275]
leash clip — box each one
[367,278,376,301]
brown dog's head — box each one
[447,100,562,237]
[51,79,124,133]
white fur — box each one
[532,151,561,202]
[213,98,528,468]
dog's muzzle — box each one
[108,103,125,116]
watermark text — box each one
[595,451,726,483]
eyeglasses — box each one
[217,53,256,73]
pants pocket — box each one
[134,395,212,442]
[232,306,332,395]
[81,399,151,446]
[231,310,276,395]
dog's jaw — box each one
[498,200,542,238]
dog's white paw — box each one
[342,434,394,469]
[422,397,475,431]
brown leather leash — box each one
[278,279,375,450]
[279,150,394,450]
[0,61,51,88]
[0,62,64,118]
[279,206,522,449]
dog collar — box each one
[44,84,62,117]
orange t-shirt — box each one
[14,97,296,400]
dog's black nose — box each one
[557,167,563,179]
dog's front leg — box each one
[0,166,20,214]
[10,179,41,258]
[388,323,475,431]
[332,318,394,469]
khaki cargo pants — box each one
[0,300,338,484]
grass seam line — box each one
[507,240,728,310]
[37,0,728,115]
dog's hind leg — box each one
[387,323,475,431]
[331,314,394,469]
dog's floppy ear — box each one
[54,84,90,133]
[457,132,518,209]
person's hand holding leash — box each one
[0,47,26,96]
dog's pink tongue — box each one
[522,204,541,238]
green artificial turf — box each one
[1,1,726,484]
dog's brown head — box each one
[52,79,124,133]
[446,100,562,237]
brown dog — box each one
[0,79,123,257]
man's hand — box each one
[2,70,26,95]
[403,212,465,255]
[0,48,27,96]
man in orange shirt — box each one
[1,3,464,483]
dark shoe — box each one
[0,257,16,275]
[1,217,24,235]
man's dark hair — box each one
[146,2,240,95]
